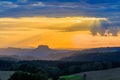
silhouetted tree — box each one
[9,71,48,80]
[8,71,29,80]
[47,67,61,80]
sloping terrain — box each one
[63,47,120,62]
[73,68,120,80]
[0,71,14,80]
[1,46,120,61]
[0,45,74,61]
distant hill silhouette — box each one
[1,46,120,61]
[63,47,120,62]
[0,45,73,61]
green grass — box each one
[58,75,84,80]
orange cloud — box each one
[1,16,119,49]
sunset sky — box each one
[0,0,120,49]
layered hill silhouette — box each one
[0,45,74,61]
[63,47,120,62]
[1,45,120,61]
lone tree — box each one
[83,74,87,80]
[8,71,29,80]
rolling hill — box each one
[1,46,120,61]
[73,67,120,80]
[63,47,120,62]
[0,45,74,61]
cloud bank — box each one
[0,0,119,36]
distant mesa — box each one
[36,45,51,50]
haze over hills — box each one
[63,47,120,62]
[0,45,120,61]
[0,45,74,60]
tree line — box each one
[0,60,120,80]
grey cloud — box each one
[18,0,28,3]
[0,1,18,9]
[59,20,120,37]
[90,20,120,36]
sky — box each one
[0,0,120,49]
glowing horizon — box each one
[0,16,120,49]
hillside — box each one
[0,71,14,80]
[1,46,120,61]
[63,47,120,62]
[73,68,120,80]
[0,45,74,61]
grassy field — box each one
[73,68,120,80]
[0,71,14,80]
[59,75,84,80]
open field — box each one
[0,71,14,80]
[59,75,84,80]
[73,68,120,80]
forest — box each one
[0,60,120,80]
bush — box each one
[8,71,29,80]
[8,71,48,80]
